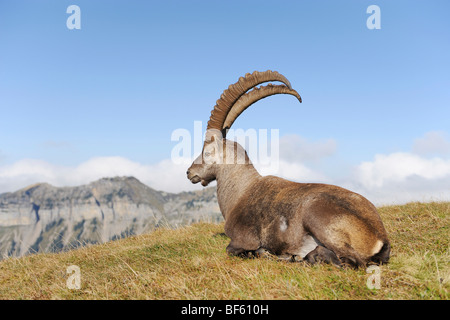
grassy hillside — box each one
[0,202,448,299]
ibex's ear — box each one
[205,129,223,143]
[208,133,220,154]
[210,133,222,143]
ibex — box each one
[187,71,390,268]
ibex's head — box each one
[187,131,223,186]
[187,70,302,186]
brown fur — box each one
[187,137,390,268]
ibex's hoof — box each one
[226,244,246,257]
[253,247,267,257]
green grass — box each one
[0,202,448,299]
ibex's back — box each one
[187,70,390,268]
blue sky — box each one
[1,1,449,203]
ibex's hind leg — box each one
[303,245,342,267]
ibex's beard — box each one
[187,169,215,186]
[201,179,212,187]
[189,175,201,184]
[188,175,214,187]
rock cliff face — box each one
[0,177,221,259]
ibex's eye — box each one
[204,152,211,157]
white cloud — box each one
[1,132,450,206]
[255,134,335,183]
[271,132,450,205]
[350,152,450,205]
[412,131,450,156]
[354,152,450,189]
[0,157,198,194]
[257,159,330,184]
[0,134,335,195]
[279,134,337,163]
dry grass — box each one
[0,202,448,299]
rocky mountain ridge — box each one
[0,177,221,259]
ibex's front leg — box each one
[227,243,295,262]
[224,213,261,258]
[226,240,260,258]
[226,242,247,257]
[255,247,294,261]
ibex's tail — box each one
[370,241,391,265]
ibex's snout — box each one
[186,165,201,184]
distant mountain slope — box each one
[0,177,221,259]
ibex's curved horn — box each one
[206,70,295,136]
[222,84,302,131]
